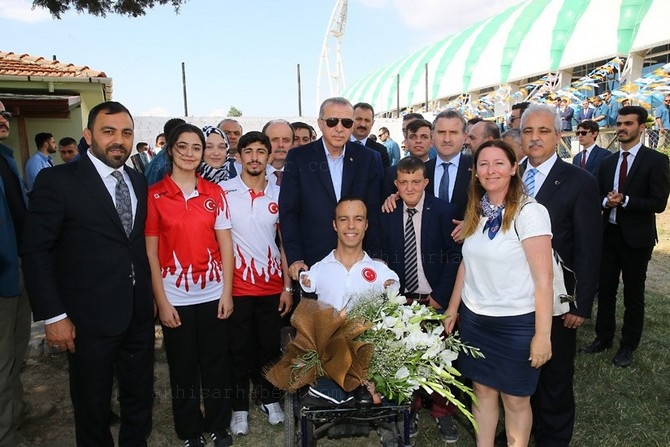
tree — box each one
[227,106,243,117]
[33,0,187,19]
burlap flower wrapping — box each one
[265,299,373,392]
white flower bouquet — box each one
[347,290,482,427]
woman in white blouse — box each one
[443,140,553,447]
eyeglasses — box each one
[322,117,354,129]
[575,131,589,136]
[0,111,12,121]
[509,116,518,123]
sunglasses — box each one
[322,117,354,129]
[575,131,589,136]
[0,111,12,121]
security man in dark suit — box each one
[350,102,390,168]
[520,103,602,447]
[572,120,610,177]
[582,106,670,367]
[22,102,154,447]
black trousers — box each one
[68,310,154,447]
[595,224,653,350]
[531,317,576,447]
[162,299,232,440]
[229,294,284,411]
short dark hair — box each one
[238,131,271,154]
[353,102,375,115]
[403,112,424,122]
[35,132,53,148]
[58,137,77,147]
[136,142,149,150]
[479,120,501,139]
[396,156,426,177]
[406,119,433,134]
[87,101,132,130]
[155,133,165,144]
[291,121,311,133]
[334,196,367,219]
[163,118,187,140]
[576,120,600,133]
[379,126,389,134]
[618,105,648,125]
[467,117,483,126]
[433,109,466,132]
[511,101,530,113]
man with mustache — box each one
[262,119,294,187]
[582,106,670,367]
[519,103,601,447]
[351,102,390,168]
[22,101,155,446]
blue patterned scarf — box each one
[481,193,505,240]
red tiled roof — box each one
[0,51,107,78]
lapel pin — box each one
[555,180,560,185]
[349,157,353,162]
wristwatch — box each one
[283,286,294,293]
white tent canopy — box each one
[342,0,670,114]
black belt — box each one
[405,293,430,303]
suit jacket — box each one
[21,151,154,336]
[561,107,574,131]
[597,145,670,248]
[380,194,461,309]
[425,153,473,219]
[130,152,150,173]
[526,157,602,318]
[365,138,391,168]
[279,138,381,266]
[576,107,594,123]
[572,145,610,177]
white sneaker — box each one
[260,402,285,425]
[230,410,249,436]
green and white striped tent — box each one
[342,0,669,114]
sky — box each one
[1,0,523,117]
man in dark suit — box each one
[21,102,155,447]
[351,102,390,168]
[380,156,462,442]
[582,106,670,367]
[520,103,602,447]
[572,120,610,177]
[426,109,473,220]
[575,99,594,123]
[280,97,382,281]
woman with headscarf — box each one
[198,126,235,183]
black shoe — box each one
[353,385,373,409]
[210,430,233,447]
[183,435,206,447]
[612,347,633,368]
[435,415,459,443]
[579,338,612,354]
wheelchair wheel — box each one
[284,393,297,447]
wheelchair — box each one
[280,327,415,447]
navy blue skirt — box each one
[457,303,540,397]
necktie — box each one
[47,157,54,167]
[110,171,133,236]
[404,208,419,294]
[274,170,283,186]
[580,150,587,169]
[618,152,629,192]
[524,168,538,197]
[438,162,451,202]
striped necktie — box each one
[524,168,538,197]
[404,208,419,293]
